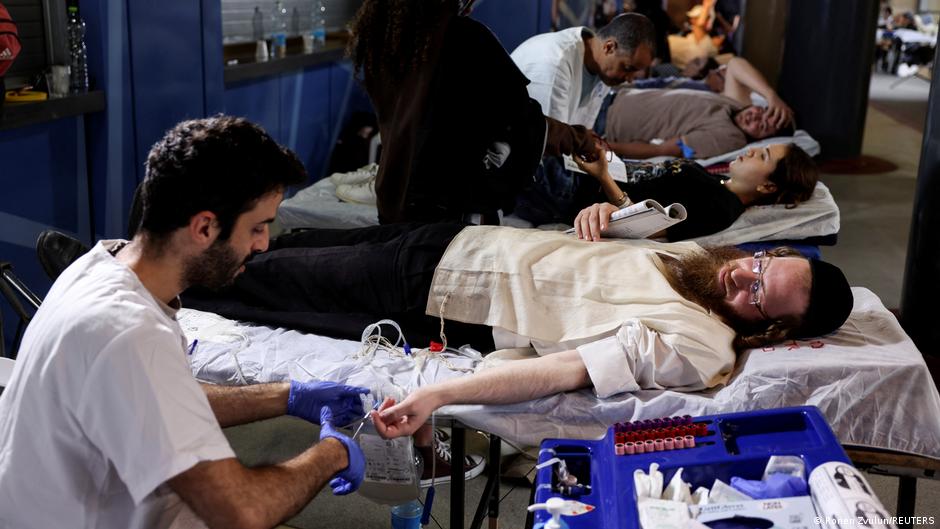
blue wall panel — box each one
[328,62,355,160]
[471,0,542,52]
[0,121,80,231]
[0,117,90,355]
[280,66,333,183]
[224,64,335,187]
[202,0,226,116]
[84,0,137,240]
[537,0,554,34]
[126,1,208,183]
[0,118,87,354]
[224,78,283,143]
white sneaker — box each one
[336,179,377,205]
[897,63,919,77]
[330,163,378,186]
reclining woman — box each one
[570,142,818,242]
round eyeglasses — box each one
[749,250,772,320]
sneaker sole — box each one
[335,186,377,206]
[329,164,378,186]
[330,174,376,186]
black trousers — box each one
[184,222,494,350]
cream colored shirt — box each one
[427,226,736,397]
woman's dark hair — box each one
[753,144,818,209]
[347,0,457,83]
[136,115,306,244]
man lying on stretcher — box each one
[179,222,854,442]
[362,224,853,438]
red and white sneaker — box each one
[416,428,486,487]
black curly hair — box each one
[137,115,306,244]
[347,0,460,83]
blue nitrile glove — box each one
[676,139,696,159]
[319,406,365,495]
[730,473,808,499]
[287,380,370,426]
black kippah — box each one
[796,259,854,338]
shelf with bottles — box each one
[222,32,348,85]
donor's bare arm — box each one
[371,349,591,438]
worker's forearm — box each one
[171,439,347,529]
[201,382,289,428]
[422,349,591,409]
[239,439,348,526]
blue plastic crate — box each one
[532,406,851,529]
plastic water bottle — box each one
[269,0,288,59]
[66,4,88,94]
[312,0,326,49]
[390,500,422,529]
[252,6,264,41]
[252,6,268,62]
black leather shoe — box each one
[36,230,90,281]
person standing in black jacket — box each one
[346,0,599,225]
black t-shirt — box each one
[369,14,545,223]
[617,160,745,241]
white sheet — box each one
[697,129,821,166]
[183,288,940,459]
[278,178,378,231]
[691,181,839,247]
[877,28,937,46]
[638,129,821,167]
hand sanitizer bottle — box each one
[528,497,571,529]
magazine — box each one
[566,199,687,239]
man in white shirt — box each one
[511,13,655,225]
[0,116,369,529]
[511,12,656,128]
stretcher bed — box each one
[184,287,940,460]
[276,176,839,249]
[185,287,939,529]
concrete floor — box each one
[819,72,939,529]
[240,71,940,528]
